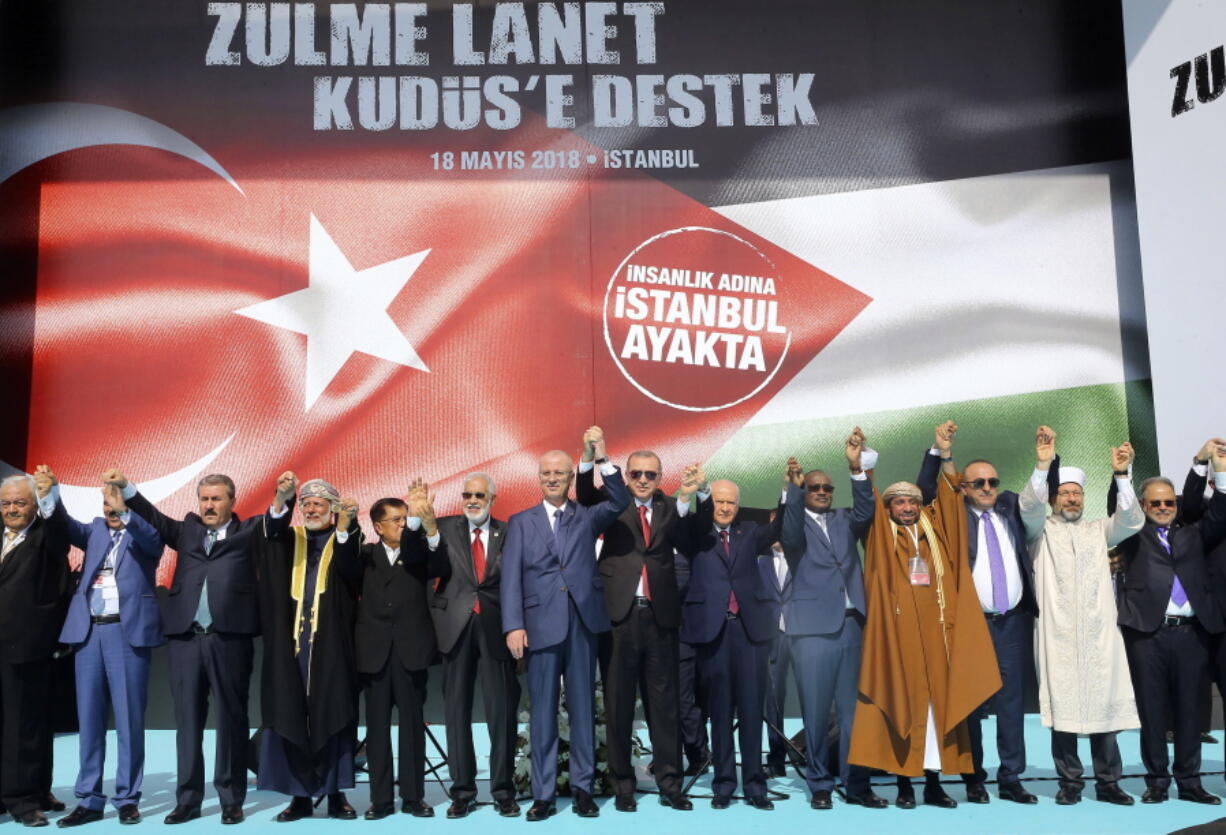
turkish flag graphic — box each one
[16,111,869,579]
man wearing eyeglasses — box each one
[1115,442,1226,805]
[916,430,1039,805]
[1021,426,1143,806]
[577,450,702,813]
[428,473,521,819]
[779,428,886,811]
[500,427,630,821]
[0,468,71,827]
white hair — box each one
[464,471,497,496]
[0,474,37,496]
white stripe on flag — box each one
[713,161,1147,426]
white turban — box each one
[1056,467,1085,489]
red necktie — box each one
[720,529,739,614]
[471,527,486,614]
[638,505,652,600]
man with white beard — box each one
[1021,426,1144,807]
[428,474,521,818]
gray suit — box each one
[427,515,520,803]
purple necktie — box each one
[1157,527,1189,607]
[982,511,1009,613]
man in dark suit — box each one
[780,430,888,811]
[428,473,520,819]
[675,474,779,811]
[917,432,1039,805]
[1117,444,1226,805]
[500,426,630,821]
[105,467,295,825]
[762,534,793,780]
[354,483,449,820]
[578,450,695,812]
[0,468,71,827]
[57,483,164,826]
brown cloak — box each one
[848,469,1001,776]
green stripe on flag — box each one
[707,380,1157,514]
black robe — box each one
[255,521,362,791]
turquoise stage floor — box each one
[34,718,1226,834]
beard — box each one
[1059,507,1083,522]
[464,507,491,526]
[303,516,331,531]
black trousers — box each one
[0,658,52,817]
[1050,731,1122,791]
[363,655,427,805]
[1124,621,1212,790]
[166,632,253,808]
[601,602,682,797]
[764,629,793,768]
[678,643,709,764]
[441,615,520,803]
[964,609,1033,787]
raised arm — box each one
[1018,426,1055,542]
[1197,446,1226,549]
[583,427,631,533]
[104,467,183,545]
[847,428,876,535]
[781,458,806,571]
[103,482,164,561]
[1106,443,1144,548]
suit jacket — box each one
[0,502,72,664]
[576,469,686,628]
[675,502,780,645]
[428,514,509,659]
[128,491,281,636]
[779,479,873,635]
[356,528,451,674]
[1182,467,1226,617]
[60,508,165,648]
[1118,486,1226,634]
[917,451,1038,617]
[500,468,630,650]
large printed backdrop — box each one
[2,1,1147,531]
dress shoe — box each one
[275,797,313,822]
[684,759,710,777]
[895,787,916,810]
[363,804,394,821]
[1095,784,1134,806]
[326,793,355,820]
[1203,732,1219,744]
[445,799,476,819]
[745,796,774,811]
[765,761,787,778]
[613,795,636,813]
[844,791,888,809]
[401,800,433,818]
[117,805,141,825]
[56,808,103,828]
[1055,787,1081,805]
[571,790,599,818]
[496,798,521,818]
[525,801,555,822]
[19,810,49,828]
[923,786,957,809]
[965,783,990,804]
[659,793,692,811]
[809,790,832,810]
[163,806,201,825]
[1141,787,1168,804]
[1178,786,1222,805]
[710,796,731,810]
[41,795,66,814]
[998,782,1038,804]
[220,806,244,825]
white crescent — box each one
[0,102,246,516]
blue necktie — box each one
[1157,527,1189,607]
[195,530,217,629]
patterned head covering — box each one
[1056,467,1086,489]
[299,478,340,504]
[881,481,922,503]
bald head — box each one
[710,479,740,526]
[538,449,574,507]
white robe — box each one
[1020,471,1143,734]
